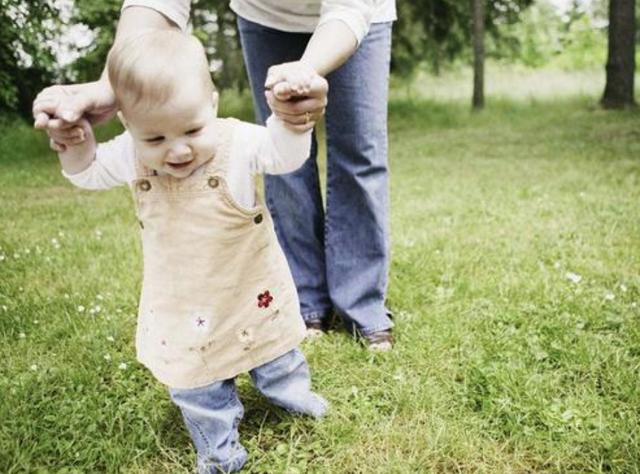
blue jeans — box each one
[237,17,394,336]
[170,348,327,473]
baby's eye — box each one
[186,127,203,136]
[144,136,164,144]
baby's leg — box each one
[249,348,329,418]
[169,379,247,474]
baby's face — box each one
[123,86,218,178]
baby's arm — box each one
[243,116,312,176]
[48,122,136,190]
[48,119,97,176]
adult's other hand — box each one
[265,62,328,133]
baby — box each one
[48,29,327,473]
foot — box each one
[305,319,325,339]
[363,329,394,352]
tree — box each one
[0,0,59,118]
[472,0,486,109]
[601,0,637,108]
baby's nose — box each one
[167,142,191,160]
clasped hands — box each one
[33,60,328,151]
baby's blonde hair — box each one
[107,29,214,111]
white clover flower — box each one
[64,293,70,299]
[34,320,39,324]
[96,294,104,300]
[620,284,628,292]
[19,332,26,339]
[95,230,103,239]
[30,364,38,371]
[554,261,561,269]
[106,336,115,342]
[58,231,65,237]
[13,253,20,259]
[565,272,582,284]
[604,293,615,301]
[103,354,112,361]
[51,238,58,245]
[0,254,5,261]
[77,305,85,313]
[118,362,127,370]
[24,248,30,255]
[1,305,7,311]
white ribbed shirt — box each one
[63,116,311,208]
[122,0,396,45]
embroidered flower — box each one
[194,315,209,331]
[257,290,273,308]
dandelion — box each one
[118,362,127,370]
[77,305,85,313]
[604,293,615,301]
[565,272,582,284]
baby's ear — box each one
[116,111,128,129]
[211,91,219,116]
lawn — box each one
[1,78,639,473]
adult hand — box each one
[265,61,328,133]
[32,80,117,130]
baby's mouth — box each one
[167,159,195,170]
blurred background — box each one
[1,0,637,119]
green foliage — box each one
[69,0,121,84]
[0,0,60,118]
[392,0,535,76]
[494,1,608,70]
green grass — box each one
[1,85,639,473]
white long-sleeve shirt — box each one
[122,0,396,46]
[64,116,310,208]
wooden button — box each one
[208,177,219,188]
[138,179,151,191]
[254,213,263,224]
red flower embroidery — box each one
[257,290,273,308]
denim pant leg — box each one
[249,348,328,418]
[169,379,248,474]
[237,16,333,323]
[324,23,394,335]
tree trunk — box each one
[472,0,485,110]
[601,0,636,109]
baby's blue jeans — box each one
[169,348,328,473]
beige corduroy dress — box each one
[130,118,306,389]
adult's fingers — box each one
[266,91,326,117]
[49,138,67,153]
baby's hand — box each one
[265,61,317,101]
[46,118,91,153]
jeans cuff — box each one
[301,310,332,323]
[357,319,395,337]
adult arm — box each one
[33,6,177,130]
